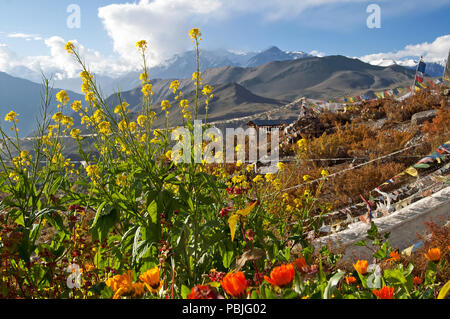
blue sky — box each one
[0,0,449,78]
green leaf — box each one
[324,270,345,299]
[384,268,407,286]
[374,240,389,260]
[181,285,191,299]
[354,240,367,247]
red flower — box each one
[345,276,357,285]
[187,285,219,299]
[264,264,295,287]
[372,286,394,299]
[219,206,233,218]
[220,271,247,298]
[413,276,422,285]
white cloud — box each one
[98,0,223,66]
[0,36,135,81]
[360,35,450,65]
[310,50,326,57]
[7,33,42,41]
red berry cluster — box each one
[207,269,226,282]
[226,187,248,195]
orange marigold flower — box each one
[424,247,441,262]
[187,285,219,299]
[372,286,394,299]
[292,257,307,272]
[105,270,134,299]
[220,271,247,298]
[353,260,369,275]
[139,266,162,294]
[387,250,401,263]
[345,276,357,285]
[413,276,422,285]
[132,282,146,297]
[264,263,295,288]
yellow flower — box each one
[80,70,93,82]
[114,102,129,114]
[139,267,162,294]
[189,28,202,41]
[98,121,111,135]
[4,111,18,122]
[297,138,307,151]
[20,150,29,159]
[136,40,148,51]
[170,80,180,93]
[115,173,128,187]
[302,175,311,181]
[139,72,148,85]
[202,85,213,96]
[71,101,82,112]
[86,164,100,180]
[253,175,264,183]
[129,121,137,133]
[265,173,275,182]
[141,83,153,97]
[277,162,285,172]
[61,116,74,128]
[137,115,148,127]
[65,41,75,54]
[52,112,64,122]
[192,71,202,82]
[165,150,172,160]
[70,129,81,140]
[161,100,171,111]
[321,169,329,178]
[56,90,70,105]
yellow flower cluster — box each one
[141,83,153,97]
[189,28,202,41]
[297,138,307,151]
[179,99,191,120]
[137,115,147,127]
[192,71,202,86]
[71,100,82,113]
[70,129,81,140]
[136,40,148,52]
[56,90,70,106]
[86,164,100,180]
[161,100,171,112]
[80,71,97,106]
[114,102,129,115]
[65,41,75,54]
[4,111,18,123]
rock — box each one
[411,109,438,125]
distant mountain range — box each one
[0,71,84,137]
[8,46,312,96]
[362,58,446,77]
[1,54,420,137]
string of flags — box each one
[310,78,443,106]
[374,140,450,191]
